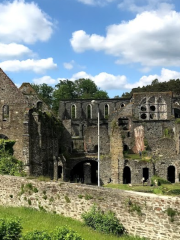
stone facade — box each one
[59,92,180,185]
[0,175,180,240]
[0,69,62,178]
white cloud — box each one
[70,10,180,68]
[0,58,57,74]
[58,68,180,91]
[33,76,58,85]
[77,0,115,6]
[126,68,180,89]
[63,60,75,70]
[0,43,33,60]
[118,0,174,13]
[68,71,127,90]
[0,0,54,44]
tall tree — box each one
[31,83,53,107]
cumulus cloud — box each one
[0,0,53,44]
[118,0,174,13]
[126,68,180,89]
[63,60,75,70]
[68,71,127,90]
[0,43,33,60]
[57,68,180,91]
[70,10,180,68]
[33,76,58,85]
[77,0,115,6]
[0,58,57,74]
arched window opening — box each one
[94,145,98,153]
[37,101,42,110]
[123,166,131,184]
[87,105,92,119]
[71,105,76,119]
[3,105,9,121]
[121,103,125,108]
[104,104,109,119]
[167,166,175,183]
[143,168,149,182]
[58,166,62,178]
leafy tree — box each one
[52,80,77,113]
[31,83,54,107]
[53,78,109,113]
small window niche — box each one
[87,104,92,119]
[104,104,109,119]
[3,105,9,121]
[71,104,76,119]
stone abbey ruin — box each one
[1,68,180,185]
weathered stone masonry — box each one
[59,92,180,185]
[0,69,62,178]
[0,175,180,240]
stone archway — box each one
[167,166,175,183]
[123,166,131,184]
[70,160,98,184]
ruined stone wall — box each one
[0,175,180,240]
[29,110,60,177]
[59,99,131,120]
[84,125,109,154]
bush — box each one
[51,226,84,240]
[82,206,125,236]
[0,218,22,240]
[151,176,170,186]
[22,230,51,240]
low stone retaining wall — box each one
[0,175,180,240]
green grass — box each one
[0,206,147,240]
[123,153,150,161]
[104,183,180,196]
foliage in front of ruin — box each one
[175,118,180,124]
[165,207,177,222]
[0,139,25,176]
[125,198,142,216]
[82,205,125,236]
[0,218,22,240]
[151,175,171,186]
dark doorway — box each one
[58,166,62,178]
[143,168,149,182]
[123,166,131,184]
[167,166,175,183]
[70,160,98,184]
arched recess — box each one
[2,105,9,121]
[0,134,8,139]
[37,101,42,110]
[123,166,131,184]
[70,160,98,184]
[167,165,175,183]
[104,104,109,119]
[87,104,92,119]
[143,167,149,182]
[71,104,76,119]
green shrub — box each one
[22,230,51,240]
[84,194,93,200]
[165,207,177,222]
[0,218,22,240]
[82,206,125,236]
[167,189,180,195]
[51,226,84,240]
[65,196,70,203]
[151,175,170,186]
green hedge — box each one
[82,206,125,236]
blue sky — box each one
[1,0,180,97]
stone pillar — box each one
[53,156,58,181]
[84,163,91,184]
